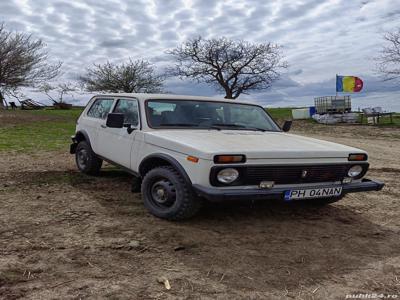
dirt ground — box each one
[1,121,399,299]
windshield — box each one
[146,100,281,132]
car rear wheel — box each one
[75,141,103,175]
[141,166,202,220]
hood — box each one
[144,130,365,160]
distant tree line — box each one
[1,21,399,108]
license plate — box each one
[284,187,342,201]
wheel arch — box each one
[139,153,192,185]
[71,130,92,154]
[74,130,91,147]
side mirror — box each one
[106,113,124,128]
[282,120,292,132]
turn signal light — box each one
[187,156,199,163]
[348,153,368,161]
[214,155,246,164]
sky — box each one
[1,0,400,111]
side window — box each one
[87,99,114,119]
[113,99,139,126]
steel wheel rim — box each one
[150,178,176,208]
[77,149,89,169]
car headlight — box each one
[348,165,363,178]
[217,168,239,184]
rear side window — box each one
[87,98,114,119]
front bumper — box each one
[192,178,384,202]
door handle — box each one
[100,124,107,128]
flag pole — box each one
[335,74,338,97]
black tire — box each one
[141,166,202,220]
[75,141,103,175]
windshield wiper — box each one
[159,123,199,127]
[209,123,268,132]
[209,123,245,130]
[243,127,268,132]
[211,123,244,127]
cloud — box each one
[0,0,399,111]
[100,38,131,48]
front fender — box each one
[70,130,92,154]
[139,153,193,186]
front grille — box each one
[210,164,369,186]
[246,165,349,184]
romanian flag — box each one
[336,75,363,92]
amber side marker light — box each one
[187,156,199,163]
[214,155,246,164]
[348,153,368,161]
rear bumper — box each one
[192,178,384,202]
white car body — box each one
[71,93,383,219]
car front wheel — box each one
[141,166,202,220]
[75,141,103,175]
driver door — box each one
[96,98,140,168]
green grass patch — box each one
[359,113,400,127]
[0,121,76,152]
[267,107,316,123]
[266,107,295,120]
[0,109,81,152]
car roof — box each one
[93,93,259,106]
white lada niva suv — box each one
[70,93,384,220]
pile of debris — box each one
[20,99,45,110]
[312,113,359,124]
[53,102,72,109]
[361,107,394,125]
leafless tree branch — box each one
[167,36,288,99]
[0,23,62,108]
[376,27,400,82]
[79,58,164,93]
[37,82,77,104]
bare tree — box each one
[376,28,400,81]
[79,59,164,93]
[167,36,287,99]
[37,82,77,104]
[0,23,62,109]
